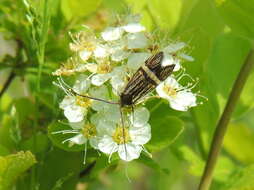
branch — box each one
[0,70,16,98]
[198,49,254,190]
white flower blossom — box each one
[156,76,197,111]
[97,107,151,162]
[162,42,194,71]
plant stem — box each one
[0,70,16,98]
[198,49,254,190]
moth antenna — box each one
[119,105,128,161]
[131,106,135,125]
[56,77,119,105]
[124,163,132,183]
[83,142,87,165]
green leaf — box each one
[146,114,184,152]
[137,154,170,174]
[37,148,82,190]
[148,0,182,31]
[0,151,36,190]
[0,144,9,156]
[180,146,235,182]
[48,121,86,152]
[224,122,254,163]
[61,0,102,20]
[21,133,50,153]
[220,165,254,190]
[214,0,254,39]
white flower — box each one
[60,76,92,122]
[127,52,152,70]
[162,42,194,72]
[97,107,151,162]
[53,119,102,164]
[156,76,197,111]
[101,27,124,41]
[127,33,148,49]
[122,23,145,33]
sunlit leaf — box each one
[220,164,254,190]
[61,0,102,20]
[0,151,36,190]
[214,0,254,39]
[180,146,235,182]
[224,122,254,163]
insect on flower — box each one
[55,51,175,161]
[68,51,175,108]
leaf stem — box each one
[198,49,254,190]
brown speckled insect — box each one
[71,51,175,107]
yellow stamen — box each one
[112,127,131,144]
[76,95,92,107]
[97,63,112,74]
[82,124,97,139]
[163,85,177,97]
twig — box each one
[0,70,16,98]
[198,49,254,190]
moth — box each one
[70,51,175,107]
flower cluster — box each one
[53,15,199,162]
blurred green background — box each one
[0,0,254,189]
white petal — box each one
[127,33,148,49]
[69,134,87,145]
[79,50,92,61]
[73,76,90,93]
[129,124,151,145]
[165,76,180,89]
[60,96,75,109]
[173,59,181,71]
[89,137,100,149]
[94,45,108,58]
[179,53,194,62]
[122,23,145,33]
[97,120,116,135]
[156,83,170,100]
[111,74,125,93]
[101,27,124,41]
[118,143,142,161]
[103,104,121,123]
[98,135,118,154]
[131,107,150,127]
[91,73,111,86]
[127,52,151,70]
[75,64,87,72]
[85,63,98,73]
[64,105,86,123]
[69,120,85,129]
[163,42,186,53]
[111,49,130,62]
[170,91,197,111]
[161,54,174,67]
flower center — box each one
[82,124,97,139]
[112,127,131,144]
[76,96,92,107]
[97,63,112,74]
[163,85,177,97]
